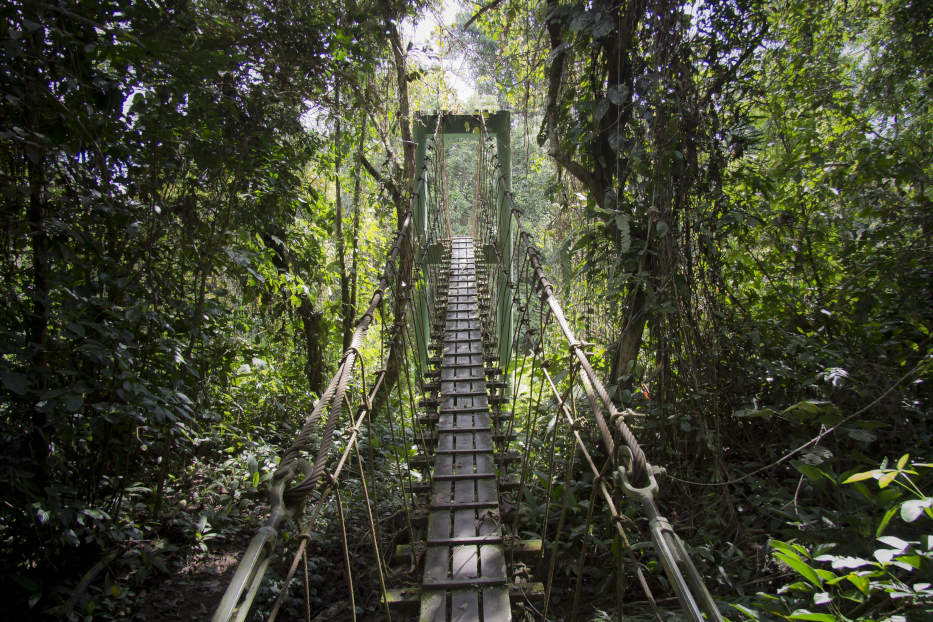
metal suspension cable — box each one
[474,135,724,621]
[213,130,443,621]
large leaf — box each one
[901,497,933,522]
[843,469,882,484]
[775,552,823,588]
[790,611,836,621]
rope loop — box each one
[610,410,651,488]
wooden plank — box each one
[431,479,453,506]
[427,509,450,541]
[476,453,494,474]
[476,478,497,505]
[435,453,453,474]
[482,588,511,622]
[453,432,473,451]
[451,545,479,581]
[452,509,476,538]
[451,591,479,622]
[396,539,541,561]
[424,546,449,584]
[480,544,506,579]
[454,476,475,503]
[477,508,499,536]
[420,590,446,622]
[421,238,513,621]
[453,451,471,475]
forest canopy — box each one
[0,0,930,620]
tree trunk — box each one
[388,21,415,222]
[334,91,352,351]
[349,111,368,335]
[612,283,647,389]
[372,16,416,419]
[299,297,324,395]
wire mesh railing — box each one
[212,129,446,622]
[213,110,723,622]
[475,125,723,621]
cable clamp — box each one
[615,446,658,503]
[268,461,297,517]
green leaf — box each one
[614,213,631,251]
[770,540,797,557]
[799,447,833,466]
[731,604,760,619]
[901,497,933,522]
[894,554,923,569]
[790,610,836,621]
[814,554,871,569]
[896,453,909,470]
[877,535,909,550]
[843,470,881,484]
[847,573,869,595]
[594,98,609,121]
[732,406,777,418]
[776,552,823,587]
[794,463,835,484]
[876,504,899,536]
[878,470,898,488]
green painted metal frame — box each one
[412,110,513,367]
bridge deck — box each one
[421,237,510,622]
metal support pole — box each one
[493,110,512,368]
[412,114,429,367]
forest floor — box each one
[132,520,254,620]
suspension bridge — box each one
[212,111,721,622]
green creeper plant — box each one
[735,456,933,621]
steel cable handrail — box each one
[477,140,723,621]
[213,132,441,620]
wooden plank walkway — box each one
[421,237,511,622]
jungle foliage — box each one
[0,0,930,620]
[465,0,932,619]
